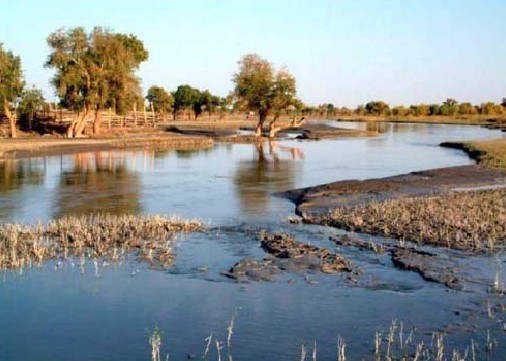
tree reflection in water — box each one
[55,151,142,217]
[233,141,304,215]
[0,159,45,217]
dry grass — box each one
[462,139,506,170]
[0,214,201,270]
[315,189,506,252]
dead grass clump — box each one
[0,214,202,270]
[318,189,506,252]
[259,231,353,273]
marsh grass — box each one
[0,214,202,270]
[318,189,506,252]
[455,139,506,170]
[148,318,502,361]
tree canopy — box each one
[0,44,24,137]
[146,85,174,115]
[18,87,45,127]
[45,27,148,137]
[171,84,200,120]
[232,54,302,137]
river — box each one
[0,122,504,360]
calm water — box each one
[0,122,505,360]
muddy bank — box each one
[276,122,377,139]
[283,165,506,216]
[0,132,214,159]
[281,165,506,251]
[224,232,353,282]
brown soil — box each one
[281,165,506,252]
[0,131,214,159]
[282,165,506,216]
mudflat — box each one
[282,165,506,216]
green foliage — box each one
[480,102,503,116]
[392,106,408,117]
[0,44,24,107]
[429,104,441,116]
[457,102,477,116]
[440,98,458,116]
[365,101,390,116]
[146,85,173,114]
[172,84,199,118]
[18,88,45,120]
[232,53,298,121]
[45,27,149,114]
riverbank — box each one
[336,115,506,126]
[441,138,506,170]
[0,131,215,159]
[0,120,375,159]
[282,164,506,251]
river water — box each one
[0,122,505,360]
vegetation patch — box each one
[0,214,201,270]
[260,231,353,273]
[310,189,506,252]
[442,139,506,170]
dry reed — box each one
[0,214,202,270]
[316,189,506,252]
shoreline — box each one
[0,121,375,160]
[280,137,506,252]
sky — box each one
[1,0,505,107]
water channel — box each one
[0,122,505,360]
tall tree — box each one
[365,101,390,116]
[171,84,199,120]
[0,44,24,138]
[45,27,148,137]
[146,85,174,117]
[18,87,45,129]
[232,54,304,137]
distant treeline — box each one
[316,99,506,119]
[1,26,505,139]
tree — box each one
[457,102,477,116]
[409,104,429,117]
[45,27,148,137]
[480,102,503,116]
[501,98,506,108]
[146,85,174,117]
[392,106,408,117]
[365,101,390,116]
[429,104,442,116]
[440,98,458,116]
[0,44,24,138]
[172,84,199,120]
[18,87,45,129]
[232,54,304,137]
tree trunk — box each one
[268,116,306,138]
[93,109,102,135]
[67,110,90,138]
[255,111,268,137]
[4,102,17,138]
[74,110,89,137]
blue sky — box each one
[1,0,505,107]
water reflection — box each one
[0,159,45,192]
[234,141,303,214]
[0,159,45,217]
[54,152,141,217]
